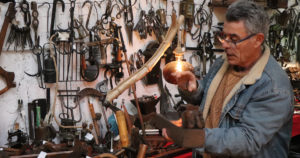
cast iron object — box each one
[130,95,160,115]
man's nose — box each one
[221,40,231,49]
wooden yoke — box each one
[0,66,16,95]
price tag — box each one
[85,133,93,141]
[37,151,47,158]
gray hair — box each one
[226,0,269,38]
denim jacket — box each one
[181,46,294,158]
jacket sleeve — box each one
[178,80,204,105]
[178,56,225,105]
[203,88,294,157]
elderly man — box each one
[151,0,294,157]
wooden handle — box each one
[105,15,185,104]
[88,101,101,139]
[116,111,129,147]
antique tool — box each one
[104,15,184,106]
[73,16,88,40]
[77,88,120,112]
[180,0,194,47]
[122,0,134,45]
[24,46,45,89]
[0,66,16,95]
[146,9,165,42]
[6,24,33,51]
[82,0,93,31]
[134,10,147,39]
[31,1,39,47]
[0,2,16,55]
[156,8,167,27]
[80,50,99,82]
[7,129,28,149]
[101,0,113,24]
[85,38,115,47]
[42,43,56,83]
[119,25,145,135]
[87,99,100,143]
[159,69,179,120]
[50,0,65,36]
[6,1,33,51]
[20,0,31,26]
[130,95,160,115]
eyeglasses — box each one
[217,32,257,46]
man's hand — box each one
[173,71,197,92]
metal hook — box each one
[82,0,93,31]
[94,0,104,20]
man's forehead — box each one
[223,20,247,35]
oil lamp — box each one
[163,31,193,84]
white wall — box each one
[0,0,219,146]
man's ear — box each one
[254,33,265,48]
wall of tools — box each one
[0,0,297,157]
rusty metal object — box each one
[130,95,160,115]
[137,144,148,158]
[0,66,16,95]
[0,2,16,55]
[77,88,120,112]
[85,38,115,47]
[78,88,105,100]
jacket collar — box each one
[203,45,270,120]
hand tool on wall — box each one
[20,0,31,26]
[25,46,46,89]
[87,99,101,143]
[82,0,93,31]
[5,1,33,51]
[50,0,65,36]
[120,0,135,45]
[0,2,16,55]
[31,1,40,47]
[0,66,16,95]
[118,26,145,135]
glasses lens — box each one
[218,32,226,40]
